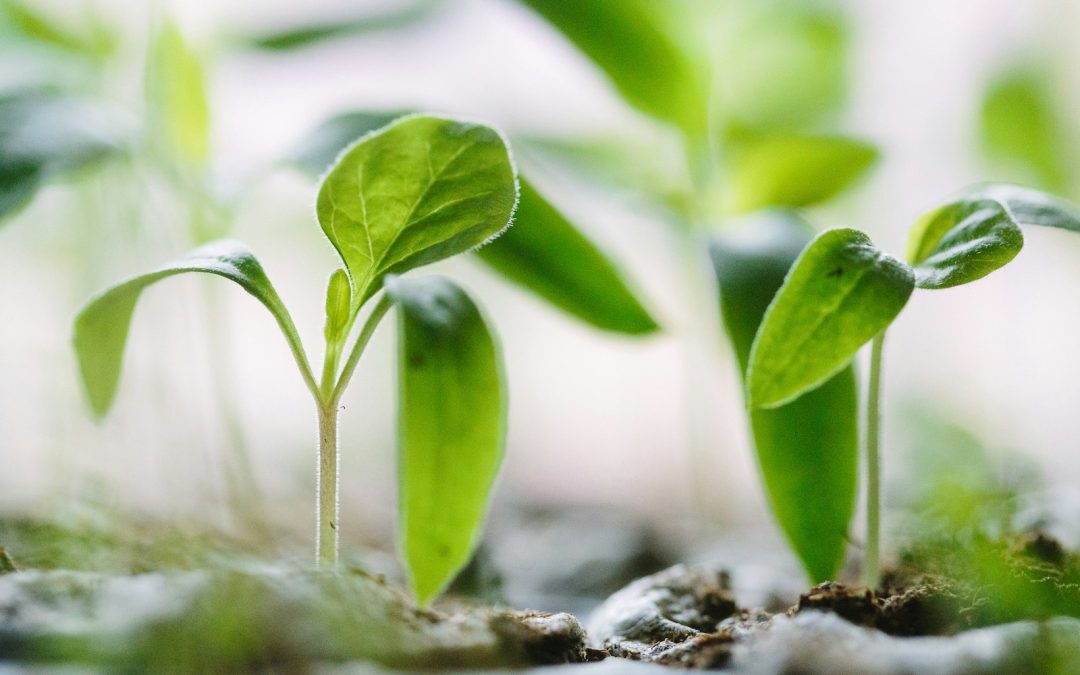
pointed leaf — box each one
[965,183,1080,233]
[73,240,311,417]
[386,275,505,605]
[710,211,857,582]
[724,135,878,213]
[147,21,210,167]
[316,114,518,309]
[748,228,913,409]
[476,180,658,334]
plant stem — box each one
[330,295,393,406]
[864,331,886,589]
[316,401,340,569]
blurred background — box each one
[3,0,1080,584]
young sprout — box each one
[73,115,518,605]
[746,184,1080,588]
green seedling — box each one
[746,183,1080,588]
[73,114,518,604]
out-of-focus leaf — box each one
[147,21,210,167]
[906,197,1024,290]
[73,240,310,418]
[965,183,1080,233]
[288,110,410,176]
[980,69,1074,193]
[724,134,878,213]
[517,0,706,138]
[748,228,913,409]
[710,211,857,582]
[0,0,115,57]
[316,115,518,309]
[476,180,658,334]
[386,275,505,605]
[0,91,126,222]
[246,1,443,50]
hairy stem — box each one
[316,402,339,569]
[864,331,886,589]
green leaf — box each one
[245,1,442,50]
[73,240,312,418]
[476,179,658,334]
[288,110,410,176]
[316,114,518,309]
[906,197,1025,290]
[710,211,857,583]
[147,21,210,167]
[980,68,1074,193]
[748,228,913,409]
[964,183,1080,233]
[724,135,878,213]
[517,0,705,138]
[386,275,506,605]
[0,91,125,222]
[0,0,115,57]
[323,269,352,345]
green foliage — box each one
[710,211,857,582]
[0,0,115,57]
[387,276,506,605]
[245,1,443,51]
[322,269,352,346]
[73,240,312,418]
[476,180,659,334]
[147,21,210,167]
[289,110,411,175]
[966,183,1080,233]
[724,134,878,213]
[316,115,518,308]
[747,228,913,409]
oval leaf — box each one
[906,197,1024,290]
[710,211,857,582]
[73,240,311,417]
[724,134,878,214]
[748,228,913,409]
[386,275,505,605]
[476,179,659,334]
[316,115,518,308]
[147,21,210,167]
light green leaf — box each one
[386,275,505,605]
[0,91,125,222]
[323,268,352,345]
[748,228,913,409]
[906,197,1024,290]
[710,211,857,583]
[316,114,518,309]
[73,240,313,418]
[517,0,705,138]
[245,0,442,50]
[288,110,410,176]
[964,183,1080,233]
[476,179,658,334]
[724,135,878,213]
[147,21,210,167]
[0,0,115,57]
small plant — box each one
[72,114,519,604]
[746,183,1080,588]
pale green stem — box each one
[316,401,339,568]
[864,331,886,589]
[330,295,394,407]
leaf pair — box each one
[74,115,517,605]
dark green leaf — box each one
[386,275,505,605]
[724,135,878,213]
[964,183,1080,233]
[517,0,705,138]
[476,180,658,334]
[710,211,857,582]
[73,240,312,417]
[288,110,410,176]
[748,228,913,409]
[147,21,210,167]
[316,115,518,309]
[906,197,1024,290]
[246,1,442,51]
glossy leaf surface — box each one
[965,183,1080,233]
[710,211,857,582]
[74,240,308,417]
[386,275,505,605]
[316,115,517,308]
[476,180,658,334]
[748,228,913,409]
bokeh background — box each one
[3,0,1080,569]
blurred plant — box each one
[73,115,518,604]
[747,183,1080,587]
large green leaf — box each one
[0,91,125,222]
[965,183,1080,233]
[748,228,913,409]
[288,110,410,176]
[906,197,1024,290]
[147,21,210,167]
[386,275,505,605]
[724,134,878,214]
[73,240,312,417]
[710,211,857,582]
[517,0,705,138]
[316,115,518,309]
[476,180,658,334]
